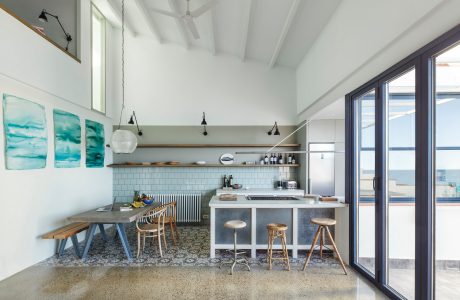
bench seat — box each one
[42,222,90,258]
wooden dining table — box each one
[68,203,161,260]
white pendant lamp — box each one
[110,129,137,153]
[110,0,138,154]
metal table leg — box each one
[115,223,132,260]
[81,223,97,259]
[98,224,108,241]
[71,235,82,258]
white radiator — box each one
[154,194,201,223]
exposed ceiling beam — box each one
[268,0,301,68]
[239,0,254,61]
[168,0,190,49]
[134,0,162,43]
[209,8,216,55]
[106,0,137,37]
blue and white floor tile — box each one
[39,226,340,269]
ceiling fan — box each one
[151,0,218,39]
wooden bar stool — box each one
[266,223,290,271]
[220,220,251,275]
[302,218,347,274]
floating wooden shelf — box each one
[105,144,300,149]
[107,164,300,168]
[134,144,300,148]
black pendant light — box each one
[38,9,72,51]
[201,112,208,136]
[267,121,280,136]
[128,111,143,136]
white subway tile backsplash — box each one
[113,166,298,202]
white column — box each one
[210,207,216,258]
[334,207,349,264]
[251,207,257,258]
[292,208,298,258]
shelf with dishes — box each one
[107,163,300,168]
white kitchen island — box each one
[209,194,348,259]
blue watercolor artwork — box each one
[2,94,48,170]
[53,109,81,168]
[85,119,105,168]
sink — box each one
[246,196,299,201]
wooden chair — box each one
[152,201,179,245]
[136,207,167,258]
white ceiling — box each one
[94,0,341,68]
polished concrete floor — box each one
[0,265,387,300]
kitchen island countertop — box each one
[209,195,347,208]
[215,188,304,196]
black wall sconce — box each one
[38,9,73,51]
[201,112,208,136]
[267,121,280,136]
[128,111,143,136]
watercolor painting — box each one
[85,119,105,168]
[53,109,81,168]
[2,94,48,170]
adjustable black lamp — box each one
[201,112,208,136]
[38,9,73,51]
[128,111,143,136]
[267,122,280,136]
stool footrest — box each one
[226,250,247,256]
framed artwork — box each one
[53,109,81,168]
[2,94,47,170]
[85,119,104,168]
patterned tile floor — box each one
[40,225,341,269]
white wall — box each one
[0,0,113,281]
[110,34,297,126]
[296,0,460,120]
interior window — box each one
[91,5,106,114]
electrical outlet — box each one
[202,214,209,220]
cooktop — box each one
[246,196,299,201]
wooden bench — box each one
[42,222,91,258]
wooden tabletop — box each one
[68,203,160,224]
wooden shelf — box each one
[107,164,300,168]
[134,144,300,148]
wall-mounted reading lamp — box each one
[267,121,280,136]
[38,9,73,51]
[128,111,143,136]
[201,112,208,136]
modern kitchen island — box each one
[209,190,348,259]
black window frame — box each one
[346,24,460,300]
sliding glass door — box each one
[433,42,460,299]
[384,68,416,299]
[347,24,460,300]
[354,89,376,276]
